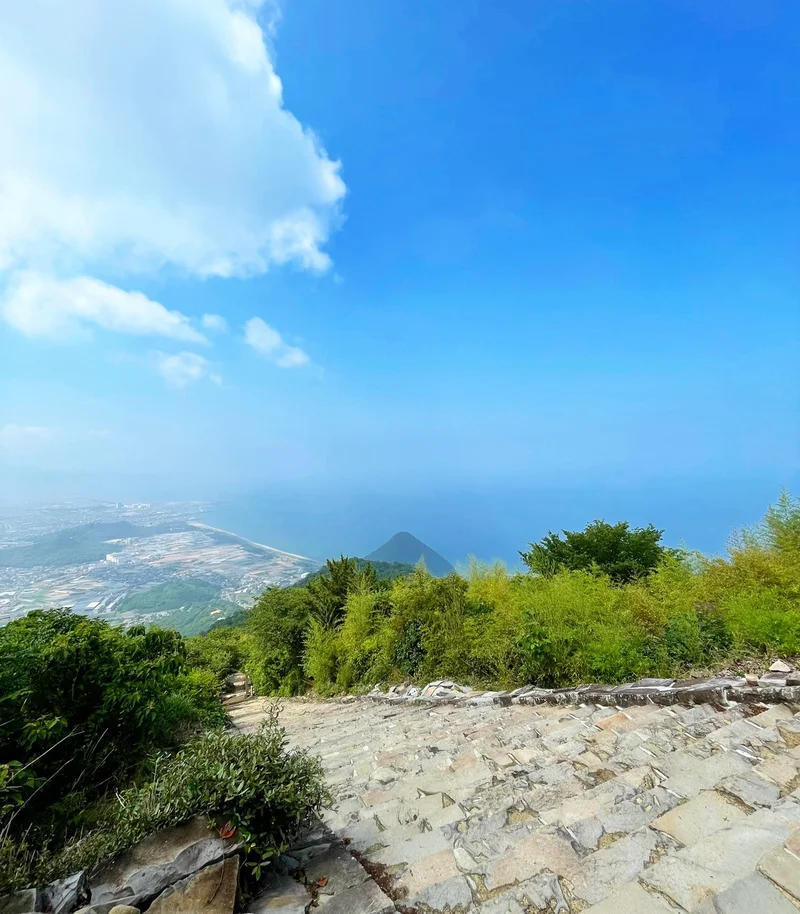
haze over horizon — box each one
[1,1,797,563]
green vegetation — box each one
[115,578,242,635]
[5,492,800,893]
[0,611,326,893]
[219,492,800,697]
[39,713,328,885]
[520,519,676,584]
[0,521,188,569]
[296,557,415,588]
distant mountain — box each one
[365,532,454,577]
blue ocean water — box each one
[197,476,784,568]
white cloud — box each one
[0,272,207,342]
[0,423,55,453]
[154,351,220,387]
[244,316,310,368]
[0,0,345,281]
[201,313,228,333]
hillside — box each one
[365,531,454,577]
[114,578,242,635]
[0,520,190,569]
[295,556,415,588]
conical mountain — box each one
[365,532,454,577]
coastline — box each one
[188,521,318,563]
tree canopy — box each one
[520,519,672,584]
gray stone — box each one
[582,880,676,913]
[719,774,781,809]
[300,846,369,896]
[651,790,747,846]
[311,880,395,914]
[147,856,239,914]
[759,671,788,687]
[75,899,139,914]
[641,823,788,910]
[0,889,40,914]
[91,816,240,907]
[569,828,669,906]
[42,870,89,914]
[247,872,311,912]
[788,674,800,686]
[565,816,604,851]
[758,844,800,902]
[370,767,397,785]
[108,907,140,914]
[408,875,472,912]
[707,872,798,913]
[771,660,793,674]
[778,719,800,748]
[661,748,753,798]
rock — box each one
[91,816,241,907]
[108,908,140,914]
[408,875,472,912]
[718,775,781,810]
[758,672,788,687]
[41,870,89,914]
[310,880,394,914]
[745,673,759,686]
[0,888,40,914]
[370,767,397,785]
[702,872,798,913]
[758,844,800,903]
[641,824,788,910]
[147,857,238,914]
[301,846,369,897]
[788,674,800,687]
[247,871,311,912]
[770,660,793,674]
[651,790,747,846]
[582,880,676,913]
[777,719,800,748]
[75,900,139,914]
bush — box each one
[185,627,251,681]
[247,588,311,695]
[0,611,223,833]
[6,708,329,890]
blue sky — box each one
[0,0,797,561]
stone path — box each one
[231,695,800,913]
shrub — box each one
[6,709,329,890]
[185,627,251,681]
[247,588,310,695]
[0,610,219,837]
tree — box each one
[247,587,311,695]
[520,520,671,584]
[305,556,376,628]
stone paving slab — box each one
[231,695,800,912]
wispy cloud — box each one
[0,423,56,454]
[201,313,229,333]
[153,351,222,388]
[0,272,207,343]
[244,316,310,368]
